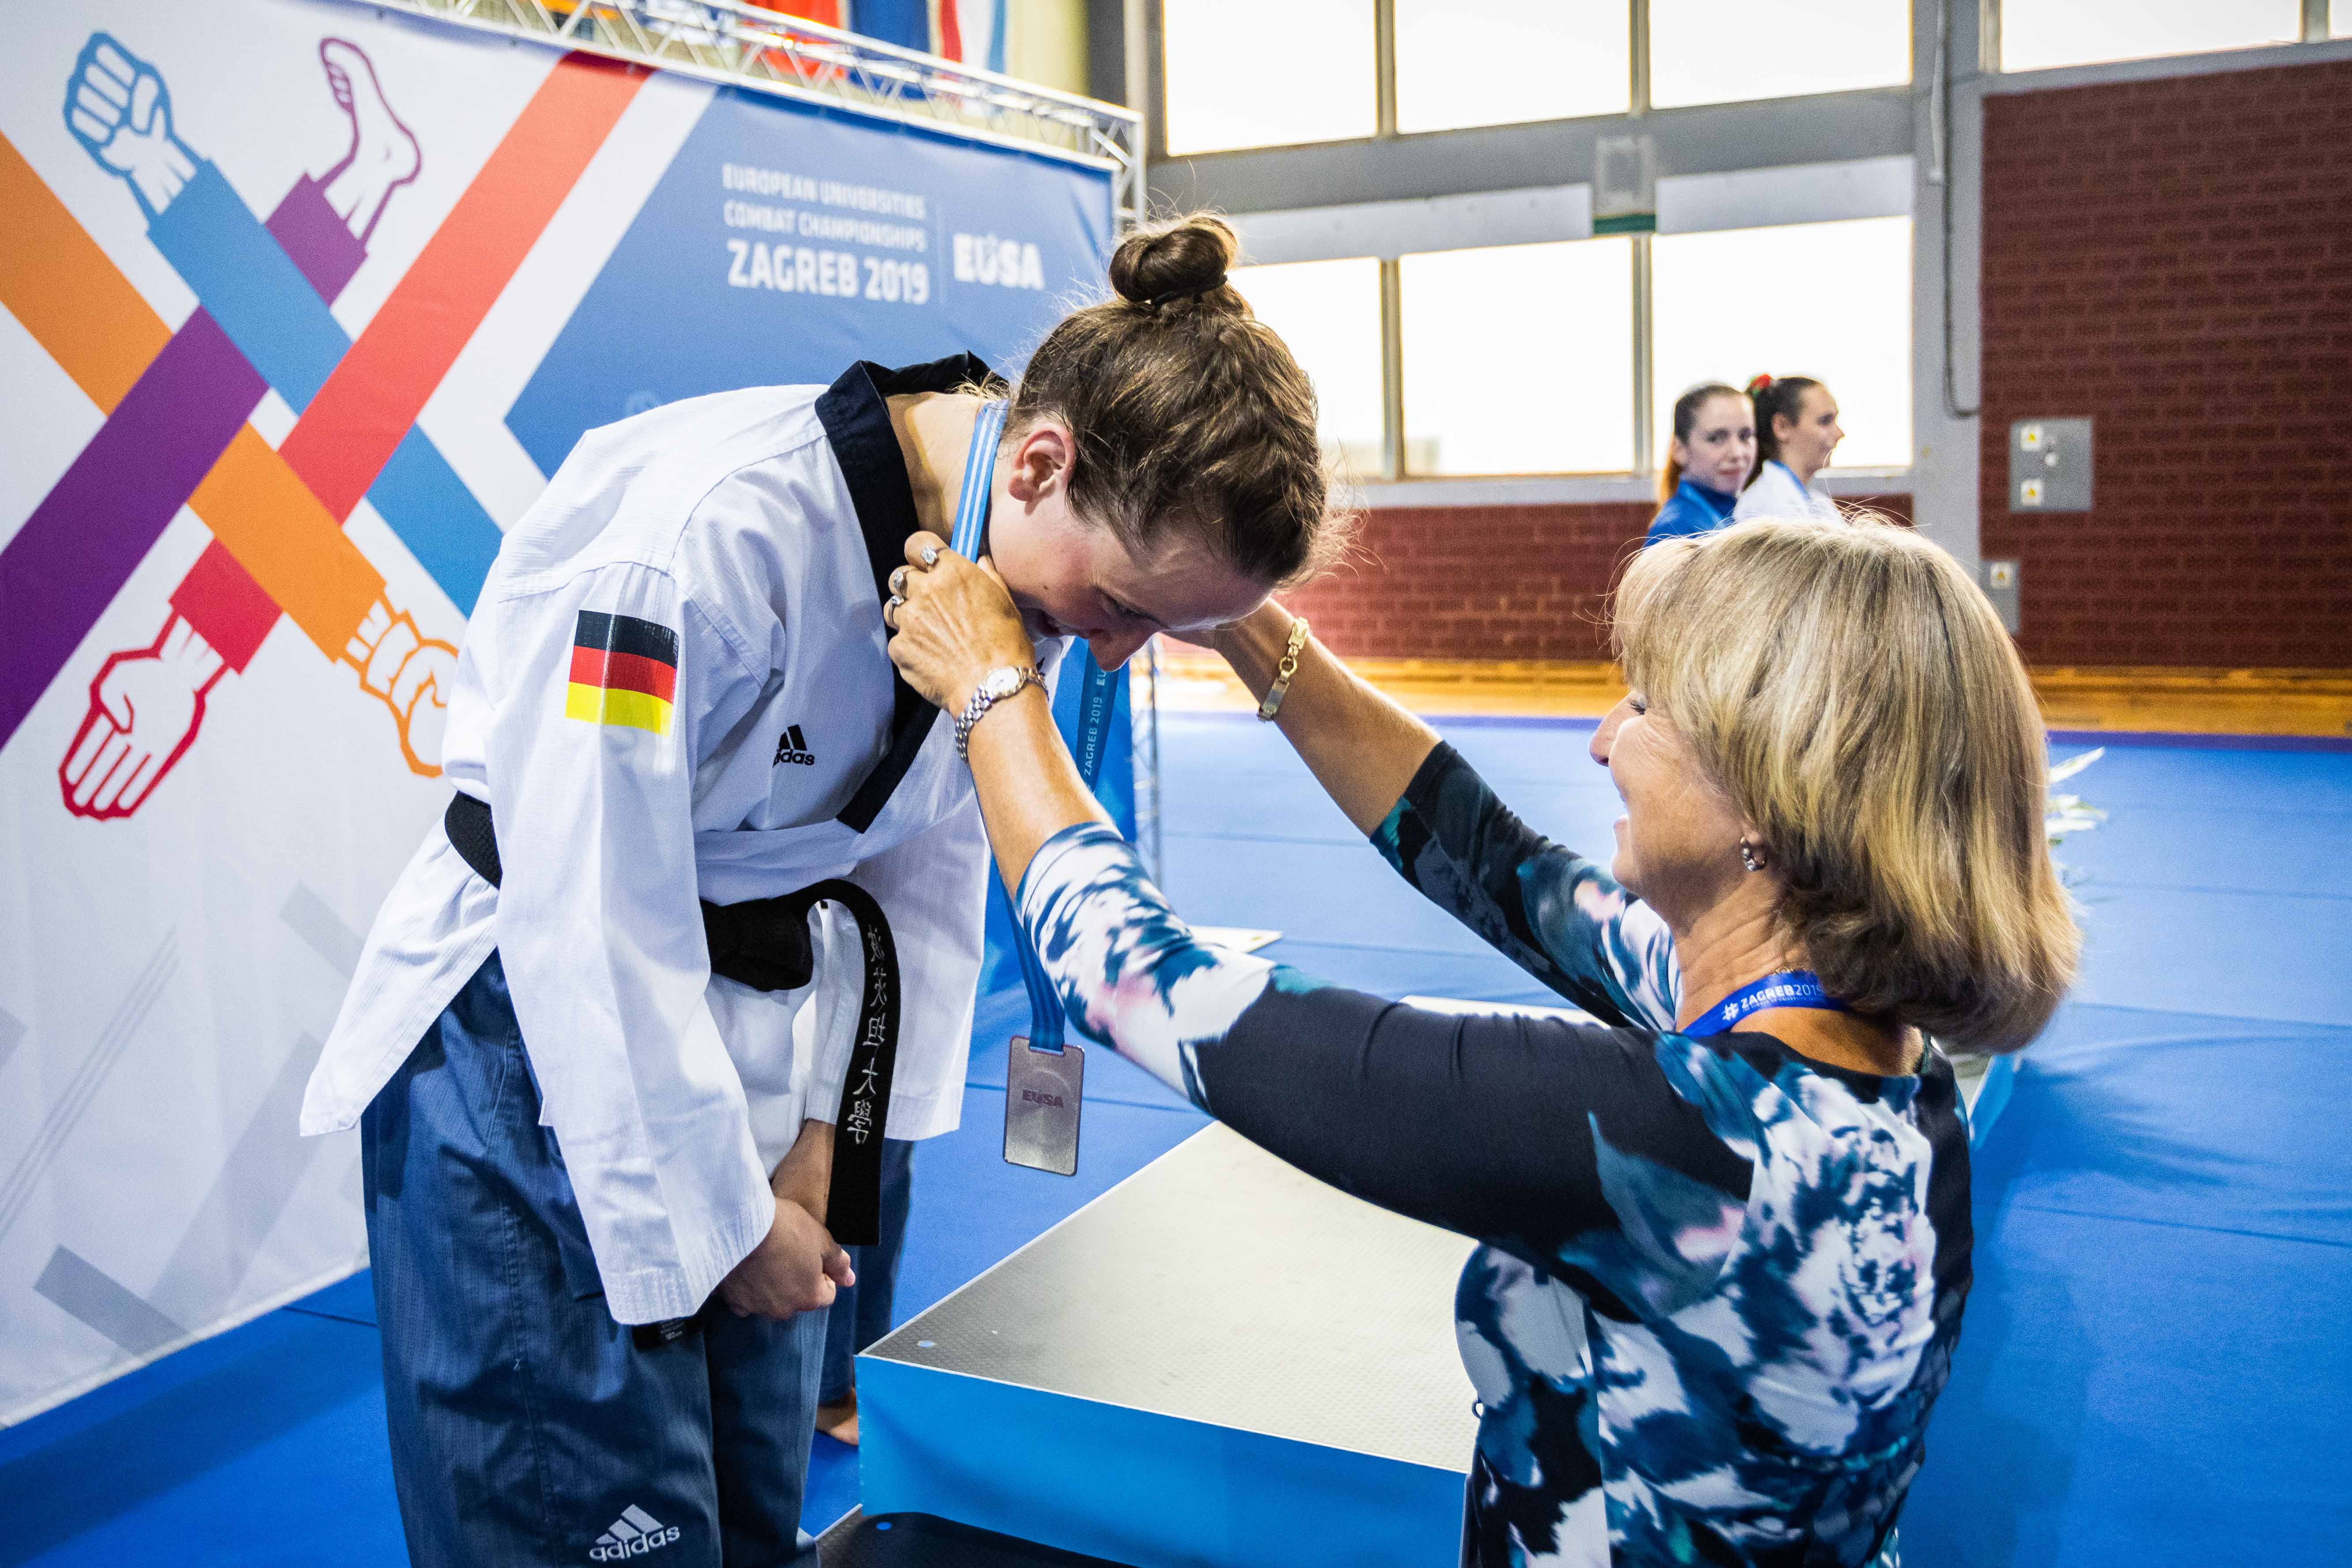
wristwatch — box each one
[954,664,1044,759]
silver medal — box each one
[1003,1036,1084,1175]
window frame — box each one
[1141,0,2348,486]
[1990,0,2330,76]
[1151,0,1925,161]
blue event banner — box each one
[507,86,1116,475]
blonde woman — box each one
[883,516,2077,1566]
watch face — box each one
[982,667,1024,700]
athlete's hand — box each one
[885,531,1033,715]
[769,1118,835,1222]
[60,613,224,820]
[716,1194,855,1320]
[65,35,195,218]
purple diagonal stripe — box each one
[0,177,366,752]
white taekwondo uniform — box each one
[302,356,1044,1326]
[1734,457,1843,524]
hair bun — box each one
[1109,214,1242,314]
[1745,373,1775,397]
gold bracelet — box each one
[1256,616,1310,722]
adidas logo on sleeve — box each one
[589,1505,680,1560]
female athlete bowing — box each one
[301,214,1338,1568]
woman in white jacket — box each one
[1735,373,1845,523]
[300,214,1341,1568]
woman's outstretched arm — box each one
[1220,604,1677,1028]
[1210,599,1440,835]
[886,539,1674,1029]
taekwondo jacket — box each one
[302,357,1049,1325]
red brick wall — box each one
[1288,502,1648,661]
[1981,58,2352,668]
[1282,495,1913,661]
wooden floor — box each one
[1156,655,2352,740]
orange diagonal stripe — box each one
[0,133,171,411]
[189,427,386,655]
[281,52,648,520]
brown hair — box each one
[1744,373,1822,487]
[1659,382,1749,505]
[1011,214,1344,588]
[1615,516,2078,1053]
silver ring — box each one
[919,545,941,569]
[884,593,905,624]
[888,565,910,596]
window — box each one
[2000,0,2303,72]
[1648,0,1909,109]
[1651,216,1912,471]
[1399,239,1635,475]
[1393,0,1629,134]
[1230,259,1386,477]
[1161,0,1377,155]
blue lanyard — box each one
[1682,970,1850,1038]
[1009,651,1118,1052]
[949,399,1007,557]
[953,401,1119,1053]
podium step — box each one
[816,1510,1136,1567]
[856,1124,1476,1567]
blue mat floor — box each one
[2,714,2346,1565]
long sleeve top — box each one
[1014,742,1971,1568]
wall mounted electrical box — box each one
[1984,559,2021,634]
[2009,418,2092,512]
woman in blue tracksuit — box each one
[1645,382,1756,545]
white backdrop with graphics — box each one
[0,0,1113,1425]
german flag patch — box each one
[566,611,678,735]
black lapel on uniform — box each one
[816,354,1002,832]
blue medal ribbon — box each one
[951,402,1118,1053]
[1681,969,1850,1038]
[948,399,1007,558]
[1012,654,1118,1052]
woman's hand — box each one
[885,530,1034,714]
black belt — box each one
[444,792,899,1247]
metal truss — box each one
[358,0,1146,226]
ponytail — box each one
[1745,373,1821,489]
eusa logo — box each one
[951,231,1046,290]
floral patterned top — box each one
[1016,742,1971,1566]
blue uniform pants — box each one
[817,1136,914,1406]
[361,954,825,1567]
